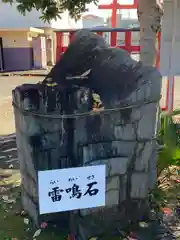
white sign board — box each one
[160,0,180,76]
[38,165,106,214]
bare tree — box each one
[138,0,163,66]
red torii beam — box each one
[98,0,138,28]
[98,1,171,112]
[98,0,138,46]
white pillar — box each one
[160,0,180,112]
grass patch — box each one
[0,169,66,240]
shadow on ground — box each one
[0,133,20,194]
[0,133,66,240]
[0,133,19,169]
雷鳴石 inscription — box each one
[38,165,106,214]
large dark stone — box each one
[45,30,107,84]
[44,30,144,105]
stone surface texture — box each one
[13,63,161,234]
[71,66,161,239]
[13,27,161,237]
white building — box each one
[0,1,84,70]
[0,1,82,29]
[82,13,105,28]
[0,0,139,71]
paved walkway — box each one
[0,68,51,77]
[0,76,42,135]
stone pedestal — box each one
[13,66,161,233]
[70,66,161,239]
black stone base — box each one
[70,200,150,239]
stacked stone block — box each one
[13,84,73,225]
[71,66,161,238]
[13,65,161,234]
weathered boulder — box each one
[44,30,146,106]
[44,30,107,84]
[12,30,162,234]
